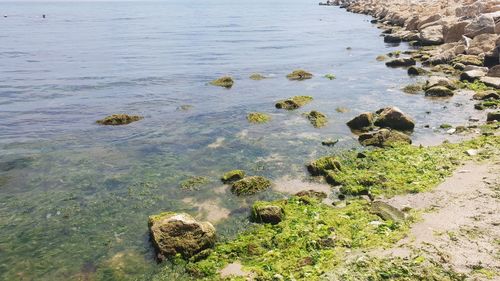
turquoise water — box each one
[0,0,480,279]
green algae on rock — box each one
[249,73,266,80]
[96,114,143,125]
[321,139,339,147]
[180,176,210,190]
[230,176,271,196]
[210,76,234,88]
[346,112,374,131]
[251,202,284,225]
[275,95,313,110]
[324,73,336,80]
[358,129,412,148]
[246,112,270,124]
[407,66,429,76]
[295,190,328,200]
[440,123,452,129]
[402,83,423,94]
[305,110,328,128]
[452,54,484,66]
[148,212,216,259]
[286,69,313,80]
[370,201,405,223]
[425,86,454,97]
[220,170,245,183]
[306,156,341,176]
[374,107,415,131]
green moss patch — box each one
[96,114,143,125]
[210,76,234,88]
[304,111,328,128]
[275,96,313,110]
[221,170,245,183]
[286,69,313,80]
[230,176,271,196]
[246,112,270,124]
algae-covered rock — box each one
[307,156,341,176]
[425,86,454,97]
[180,176,210,190]
[221,170,245,183]
[487,111,500,122]
[440,124,452,129]
[96,114,143,125]
[358,129,412,148]
[286,69,313,80]
[452,54,483,66]
[231,176,271,196]
[324,74,336,80]
[210,76,234,88]
[407,66,428,76]
[370,201,405,222]
[346,112,374,131]
[247,112,271,124]
[424,76,456,90]
[305,110,328,128]
[402,84,423,94]
[374,107,415,131]
[252,202,284,224]
[473,90,500,100]
[385,58,416,67]
[295,190,328,200]
[249,73,266,80]
[275,96,313,110]
[148,212,216,259]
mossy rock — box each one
[452,55,483,67]
[402,84,423,94]
[487,111,500,122]
[307,156,341,176]
[346,112,374,131]
[385,58,416,67]
[252,202,284,224]
[407,66,428,76]
[374,107,415,131]
[210,76,234,88]
[96,114,143,125]
[247,112,271,124]
[324,74,336,80]
[221,170,245,183]
[358,129,412,148]
[475,100,500,110]
[249,73,266,80]
[336,107,349,113]
[321,139,339,147]
[370,201,405,223]
[231,176,271,196]
[295,190,328,200]
[473,90,500,100]
[286,69,313,80]
[424,86,454,97]
[440,124,452,129]
[305,110,328,128]
[387,50,401,57]
[275,95,313,110]
[180,176,210,190]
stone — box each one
[221,170,245,183]
[384,34,402,43]
[480,76,500,89]
[295,190,328,200]
[305,110,328,128]
[96,114,143,125]
[461,69,487,82]
[473,90,500,100]
[425,86,454,97]
[249,73,266,80]
[275,96,313,110]
[417,15,441,30]
[307,156,341,176]
[247,112,271,124]
[487,111,500,121]
[374,107,415,131]
[358,129,412,148]
[407,66,428,76]
[148,212,216,259]
[252,204,284,224]
[443,21,469,43]
[370,201,405,222]
[467,33,498,56]
[452,54,484,66]
[385,58,416,67]
[286,69,313,80]
[210,76,234,88]
[231,176,271,196]
[487,65,500,77]
[346,112,374,130]
[464,14,495,38]
[419,25,444,45]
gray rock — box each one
[425,76,456,90]
[480,76,500,89]
[461,69,487,82]
[420,25,444,45]
[464,15,495,38]
[425,86,454,97]
[358,129,412,148]
[346,112,374,130]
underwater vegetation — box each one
[246,112,271,124]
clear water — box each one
[0,0,481,280]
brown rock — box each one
[464,14,495,38]
[374,107,415,131]
[346,112,374,130]
[443,21,469,43]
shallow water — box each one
[0,0,483,279]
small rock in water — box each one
[447,128,456,134]
[321,139,339,147]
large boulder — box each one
[417,15,441,30]
[252,203,284,224]
[467,33,498,55]
[419,25,444,45]
[374,107,415,131]
[358,129,412,148]
[464,14,495,38]
[148,212,216,260]
[346,112,374,130]
[443,21,470,43]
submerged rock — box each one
[374,107,415,131]
[286,69,313,80]
[96,114,143,125]
[231,176,271,196]
[385,58,416,67]
[321,139,339,147]
[376,55,388,61]
[148,212,216,259]
[370,201,405,222]
[305,110,328,128]
[307,156,341,176]
[402,84,423,94]
[252,203,284,224]
[210,76,234,88]
[249,73,266,80]
[324,74,336,80]
[346,112,374,131]
[221,170,245,183]
[425,86,454,97]
[275,96,313,110]
[358,129,411,148]
[247,112,271,124]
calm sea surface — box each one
[0,0,480,279]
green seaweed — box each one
[275,96,313,110]
[304,110,328,128]
[246,112,271,124]
[230,176,271,196]
[96,114,143,125]
[221,170,245,183]
[210,76,234,88]
[286,69,313,80]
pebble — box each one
[466,149,478,156]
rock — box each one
[452,54,484,66]
[385,58,416,67]
[370,201,405,222]
[480,76,500,89]
[419,25,444,45]
[252,203,284,224]
[221,170,245,183]
[407,66,428,76]
[210,76,234,88]
[305,110,328,128]
[453,63,466,70]
[249,73,266,80]
[275,96,313,110]
[425,76,456,90]
[473,90,500,100]
[417,15,441,30]
[295,190,328,200]
[384,34,402,43]
[96,114,143,125]
[467,33,498,55]
[247,112,271,124]
[443,21,469,43]
[346,112,374,130]
[307,156,341,176]
[321,139,339,146]
[402,84,423,94]
[487,111,500,121]
[358,129,412,148]
[464,14,495,38]
[231,176,271,195]
[324,74,336,80]
[487,65,500,77]
[461,69,487,82]
[376,55,388,61]
[374,107,415,131]
[148,212,216,259]
[286,69,313,80]
[466,149,478,156]
[425,86,455,97]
